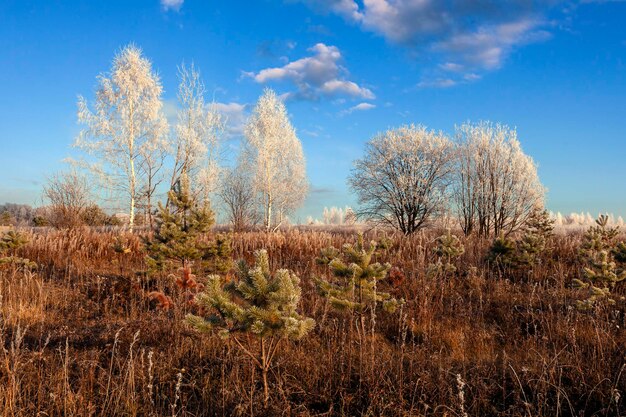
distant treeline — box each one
[0,203,121,228]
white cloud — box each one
[161,0,184,11]
[342,102,376,114]
[321,80,374,99]
[352,102,376,111]
[297,0,557,82]
[247,43,374,100]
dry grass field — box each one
[1,227,624,416]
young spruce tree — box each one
[186,249,315,406]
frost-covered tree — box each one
[187,249,315,406]
[42,169,92,229]
[219,162,258,231]
[349,125,454,235]
[242,89,308,231]
[344,207,357,226]
[75,45,168,232]
[169,63,224,206]
[453,122,545,238]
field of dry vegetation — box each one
[1,227,625,416]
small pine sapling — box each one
[486,234,517,269]
[145,174,231,273]
[574,214,626,309]
[427,230,465,278]
[516,209,554,268]
[0,230,37,269]
[186,249,315,406]
[315,234,404,334]
[144,174,232,306]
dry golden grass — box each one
[0,227,624,416]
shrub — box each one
[81,204,119,226]
[0,211,14,226]
[32,216,49,227]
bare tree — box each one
[349,125,454,235]
[42,170,92,228]
[138,134,168,228]
[452,121,545,237]
[219,165,257,231]
[75,45,168,232]
[169,63,224,207]
[242,89,308,231]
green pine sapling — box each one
[486,209,555,273]
[144,174,232,311]
[186,249,315,406]
[145,173,231,274]
[427,230,465,278]
[0,230,37,269]
[516,209,554,268]
[574,214,626,309]
[486,234,518,269]
[315,234,403,335]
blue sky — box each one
[1,0,625,220]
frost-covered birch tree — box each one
[242,89,307,231]
[452,121,545,237]
[169,63,223,206]
[349,125,454,235]
[75,45,167,232]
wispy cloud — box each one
[212,102,248,137]
[245,43,374,101]
[161,0,184,12]
[433,18,551,71]
[163,99,248,137]
[309,185,337,195]
[417,78,457,89]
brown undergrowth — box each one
[0,227,624,416]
